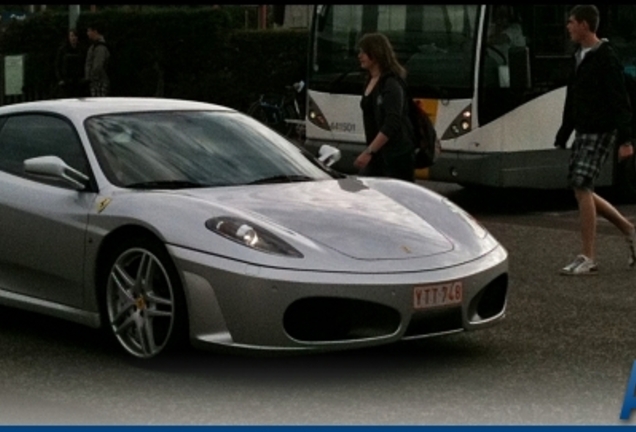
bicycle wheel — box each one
[248,101,288,135]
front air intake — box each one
[283,297,401,342]
[469,274,508,321]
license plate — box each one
[413,281,463,310]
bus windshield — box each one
[310,4,480,99]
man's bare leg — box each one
[593,192,635,235]
[575,188,596,260]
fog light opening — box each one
[469,274,508,321]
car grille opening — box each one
[469,273,508,321]
[403,307,463,337]
[283,297,401,342]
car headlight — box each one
[442,198,487,238]
[205,217,303,258]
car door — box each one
[0,113,97,308]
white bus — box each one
[303,5,636,198]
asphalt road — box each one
[1,182,636,425]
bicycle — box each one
[247,81,306,143]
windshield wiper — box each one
[124,180,212,190]
[329,65,360,92]
[247,175,314,185]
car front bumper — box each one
[169,244,509,353]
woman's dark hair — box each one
[357,32,407,79]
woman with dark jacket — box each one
[354,32,415,182]
[55,29,86,98]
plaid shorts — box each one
[568,130,615,190]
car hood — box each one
[183,177,453,261]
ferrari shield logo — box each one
[96,197,112,213]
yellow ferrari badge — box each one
[97,197,112,213]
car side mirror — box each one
[318,144,341,167]
[24,155,89,190]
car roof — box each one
[0,97,235,119]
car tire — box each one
[101,235,189,359]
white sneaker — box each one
[626,229,636,267]
[560,254,598,276]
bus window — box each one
[401,5,479,98]
[309,4,479,99]
[478,5,574,126]
[311,5,365,95]
[485,5,527,68]
[601,5,636,73]
[531,5,573,56]
[527,4,574,94]
[478,5,529,125]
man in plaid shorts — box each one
[554,5,635,275]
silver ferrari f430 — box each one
[0,98,508,359]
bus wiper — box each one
[125,180,212,189]
[329,65,360,92]
[248,175,314,185]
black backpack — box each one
[407,93,441,169]
[382,74,441,169]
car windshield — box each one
[84,110,336,189]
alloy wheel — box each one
[106,247,176,358]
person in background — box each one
[554,4,635,275]
[55,29,85,98]
[487,5,526,65]
[85,23,110,97]
[354,32,415,182]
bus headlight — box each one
[307,96,331,131]
[442,104,472,140]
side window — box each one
[0,114,89,185]
[531,5,573,57]
[481,5,529,90]
[478,5,575,127]
[603,5,636,74]
[529,4,574,89]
